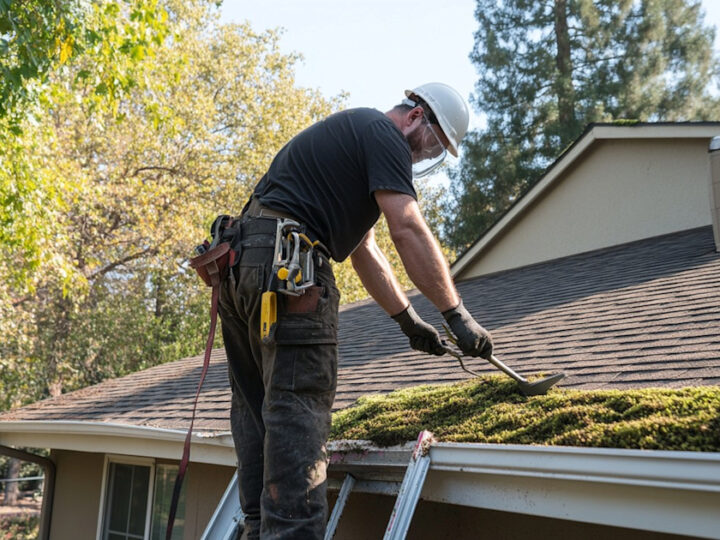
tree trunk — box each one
[47,296,72,397]
[3,458,21,506]
[155,273,166,319]
[553,0,577,137]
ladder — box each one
[201,430,435,540]
[200,472,245,540]
[325,430,435,540]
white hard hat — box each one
[405,82,469,157]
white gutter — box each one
[4,423,719,537]
[451,123,720,279]
[328,440,720,539]
[0,421,236,466]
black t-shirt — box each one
[252,108,415,261]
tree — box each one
[1,1,341,408]
[444,0,720,250]
[0,0,169,121]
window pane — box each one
[129,466,150,536]
[150,465,186,540]
[103,462,150,539]
[107,464,132,533]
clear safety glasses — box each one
[411,113,448,178]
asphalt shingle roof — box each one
[2,226,719,434]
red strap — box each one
[166,284,220,540]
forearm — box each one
[391,220,459,312]
[351,230,409,316]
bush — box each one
[0,515,39,540]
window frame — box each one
[96,455,156,540]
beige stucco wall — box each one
[328,492,698,540]
[170,459,234,539]
[47,450,234,540]
[459,138,713,280]
[49,449,105,540]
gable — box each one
[453,124,720,280]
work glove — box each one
[392,304,446,356]
[442,300,493,359]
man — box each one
[218,82,493,539]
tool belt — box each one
[189,200,328,288]
[171,207,328,538]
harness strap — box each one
[166,284,219,540]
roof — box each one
[1,225,718,435]
[451,122,720,278]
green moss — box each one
[330,376,720,450]
[610,118,640,125]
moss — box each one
[611,118,640,126]
[330,376,720,451]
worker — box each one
[218,82,493,539]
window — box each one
[150,464,186,540]
[101,461,153,540]
[99,458,187,540]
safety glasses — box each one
[411,112,448,178]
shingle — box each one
[1,226,719,434]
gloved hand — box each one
[442,300,493,359]
[392,304,446,356]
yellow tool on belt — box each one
[260,218,318,342]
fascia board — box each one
[592,124,720,141]
[0,421,236,466]
[450,123,720,280]
[328,440,720,539]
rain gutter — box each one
[327,440,720,539]
[0,421,236,466]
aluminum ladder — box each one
[325,430,435,540]
[202,430,434,540]
[200,472,245,540]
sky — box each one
[220,0,720,134]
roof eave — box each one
[0,421,236,466]
[451,122,720,280]
[328,440,720,539]
[4,422,719,537]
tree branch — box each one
[87,247,158,279]
[132,166,181,176]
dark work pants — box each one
[218,223,339,540]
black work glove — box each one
[442,300,493,359]
[392,304,446,356]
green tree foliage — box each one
[1,1,340,409]
[444,0,720,250]
[0,0,169,121]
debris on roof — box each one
[330,375,720,450]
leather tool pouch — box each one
[189,241,231,287]
[286,286,324,313]
[189,214,243,287]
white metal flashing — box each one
[328,440,720,539]
[0,421,236,466]
[451,123,720,279]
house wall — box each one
[459,138,713,280]
[166,459,234,539]
[47,449,234,540]
[49,449,105,540]
[328,492,699,540]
